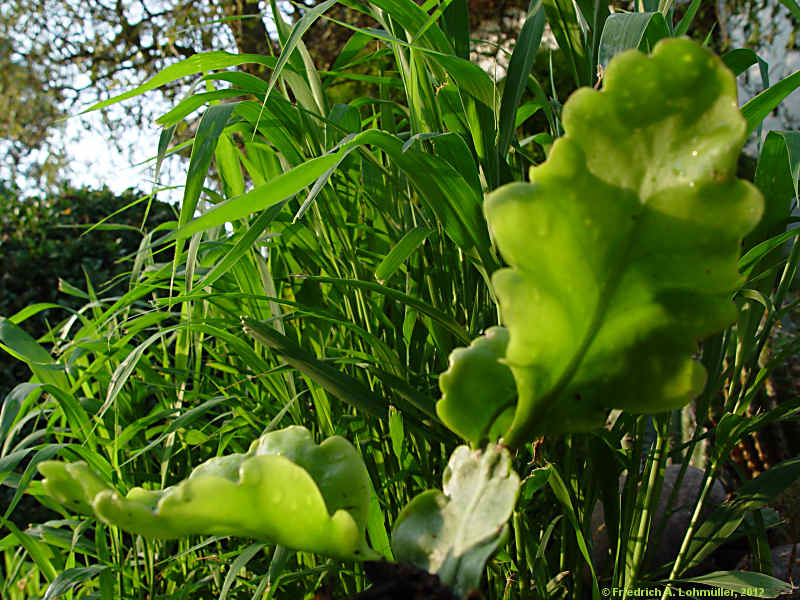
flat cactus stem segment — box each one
[391,443,520,598]
[483,39,763,447]
[436,326,516,446]
[38,426,379,561]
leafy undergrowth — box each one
[1,1,800,599]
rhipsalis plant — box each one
[439,38,763,448]
[39,426,379,560]
[35,38,772,599]
[391,444,520,598]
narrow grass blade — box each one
[253,0,338,133]
[669,571,790,597]
[368,0,453,53]
[443,0,470,59]
[365,480,394,560]
[777,0,800,21]
[41,566,109,600]
[179,103,236,231]
[598,12,670,68]
[293,144,361,221]
[197,204,285,290]
[216,132,246,199]
[375,227,433,283]
[156,90,245,127]
[681,457,800,573]
[0,318,69,390]
[498,4,546,160]
[122,397,230,466]
[331,30,374,70]
[7,302,64,325]
[425,53,496,108]
[546,464,600,599]
[0,384,40,445]
[242,318,388,419]
[306,276,470,344]
[739,229,800,273]
[744,131,800,253]
[82,52,277,113]
[674,0,702,35]
[0,518,59,581]
[220,543,266,600]
[722,48,769,83]
[742,70,800,134]
[104,326,182,418]
[173,153,340,240]
[543,0,591,85]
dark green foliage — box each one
[0,183,175,396]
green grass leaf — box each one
[219,543,266,600]
[544,0,592,85]
[242,318,389,419]
[41,566,109,600]
[497,5,546,161]
[375,226,433,283]
[82,52,278,113]
[598,12,670,69]
[0,318,69,390]
[672,571,791,598]
[742,70,800,134]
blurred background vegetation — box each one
[0,184,175,398]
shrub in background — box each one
[0,183,175,397]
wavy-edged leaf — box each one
[38,426,379,560]
[436,327,516,445]
[392,444,520,598]
[484,39,763,446]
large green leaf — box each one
[391,444,520,598]
[38,426,378,561]
[483,39,763,447]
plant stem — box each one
[514,510,530,598]
[624,417,667,597]
[661,464,716,598]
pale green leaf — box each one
[38,427,379,561]
[484,39,763,446]
[392,444,520,598]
